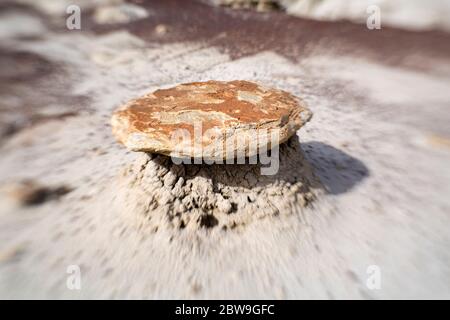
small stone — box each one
[426,133,450,150]
[94,4,149,25]
[163,170,177,187]
[0,244,26,263]
[3,180,71,206]
[154,24,169,35]
[111,80,312,159]
[217,198,233,214]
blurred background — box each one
[0,0,449,299]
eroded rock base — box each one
[117,137,322,231]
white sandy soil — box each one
[0,1,450,299]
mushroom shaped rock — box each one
[111,80,312,160]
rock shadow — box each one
[300,141,369,194]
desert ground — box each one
[0,0,450,299]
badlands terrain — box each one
[0,0,450,299]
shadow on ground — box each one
[301,141,369,194]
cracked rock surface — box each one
[111,80,311,157]
[117,137,320,231]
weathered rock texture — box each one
[117,137,321,231]
[111,80,312,159]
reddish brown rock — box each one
[111,80,312,159]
